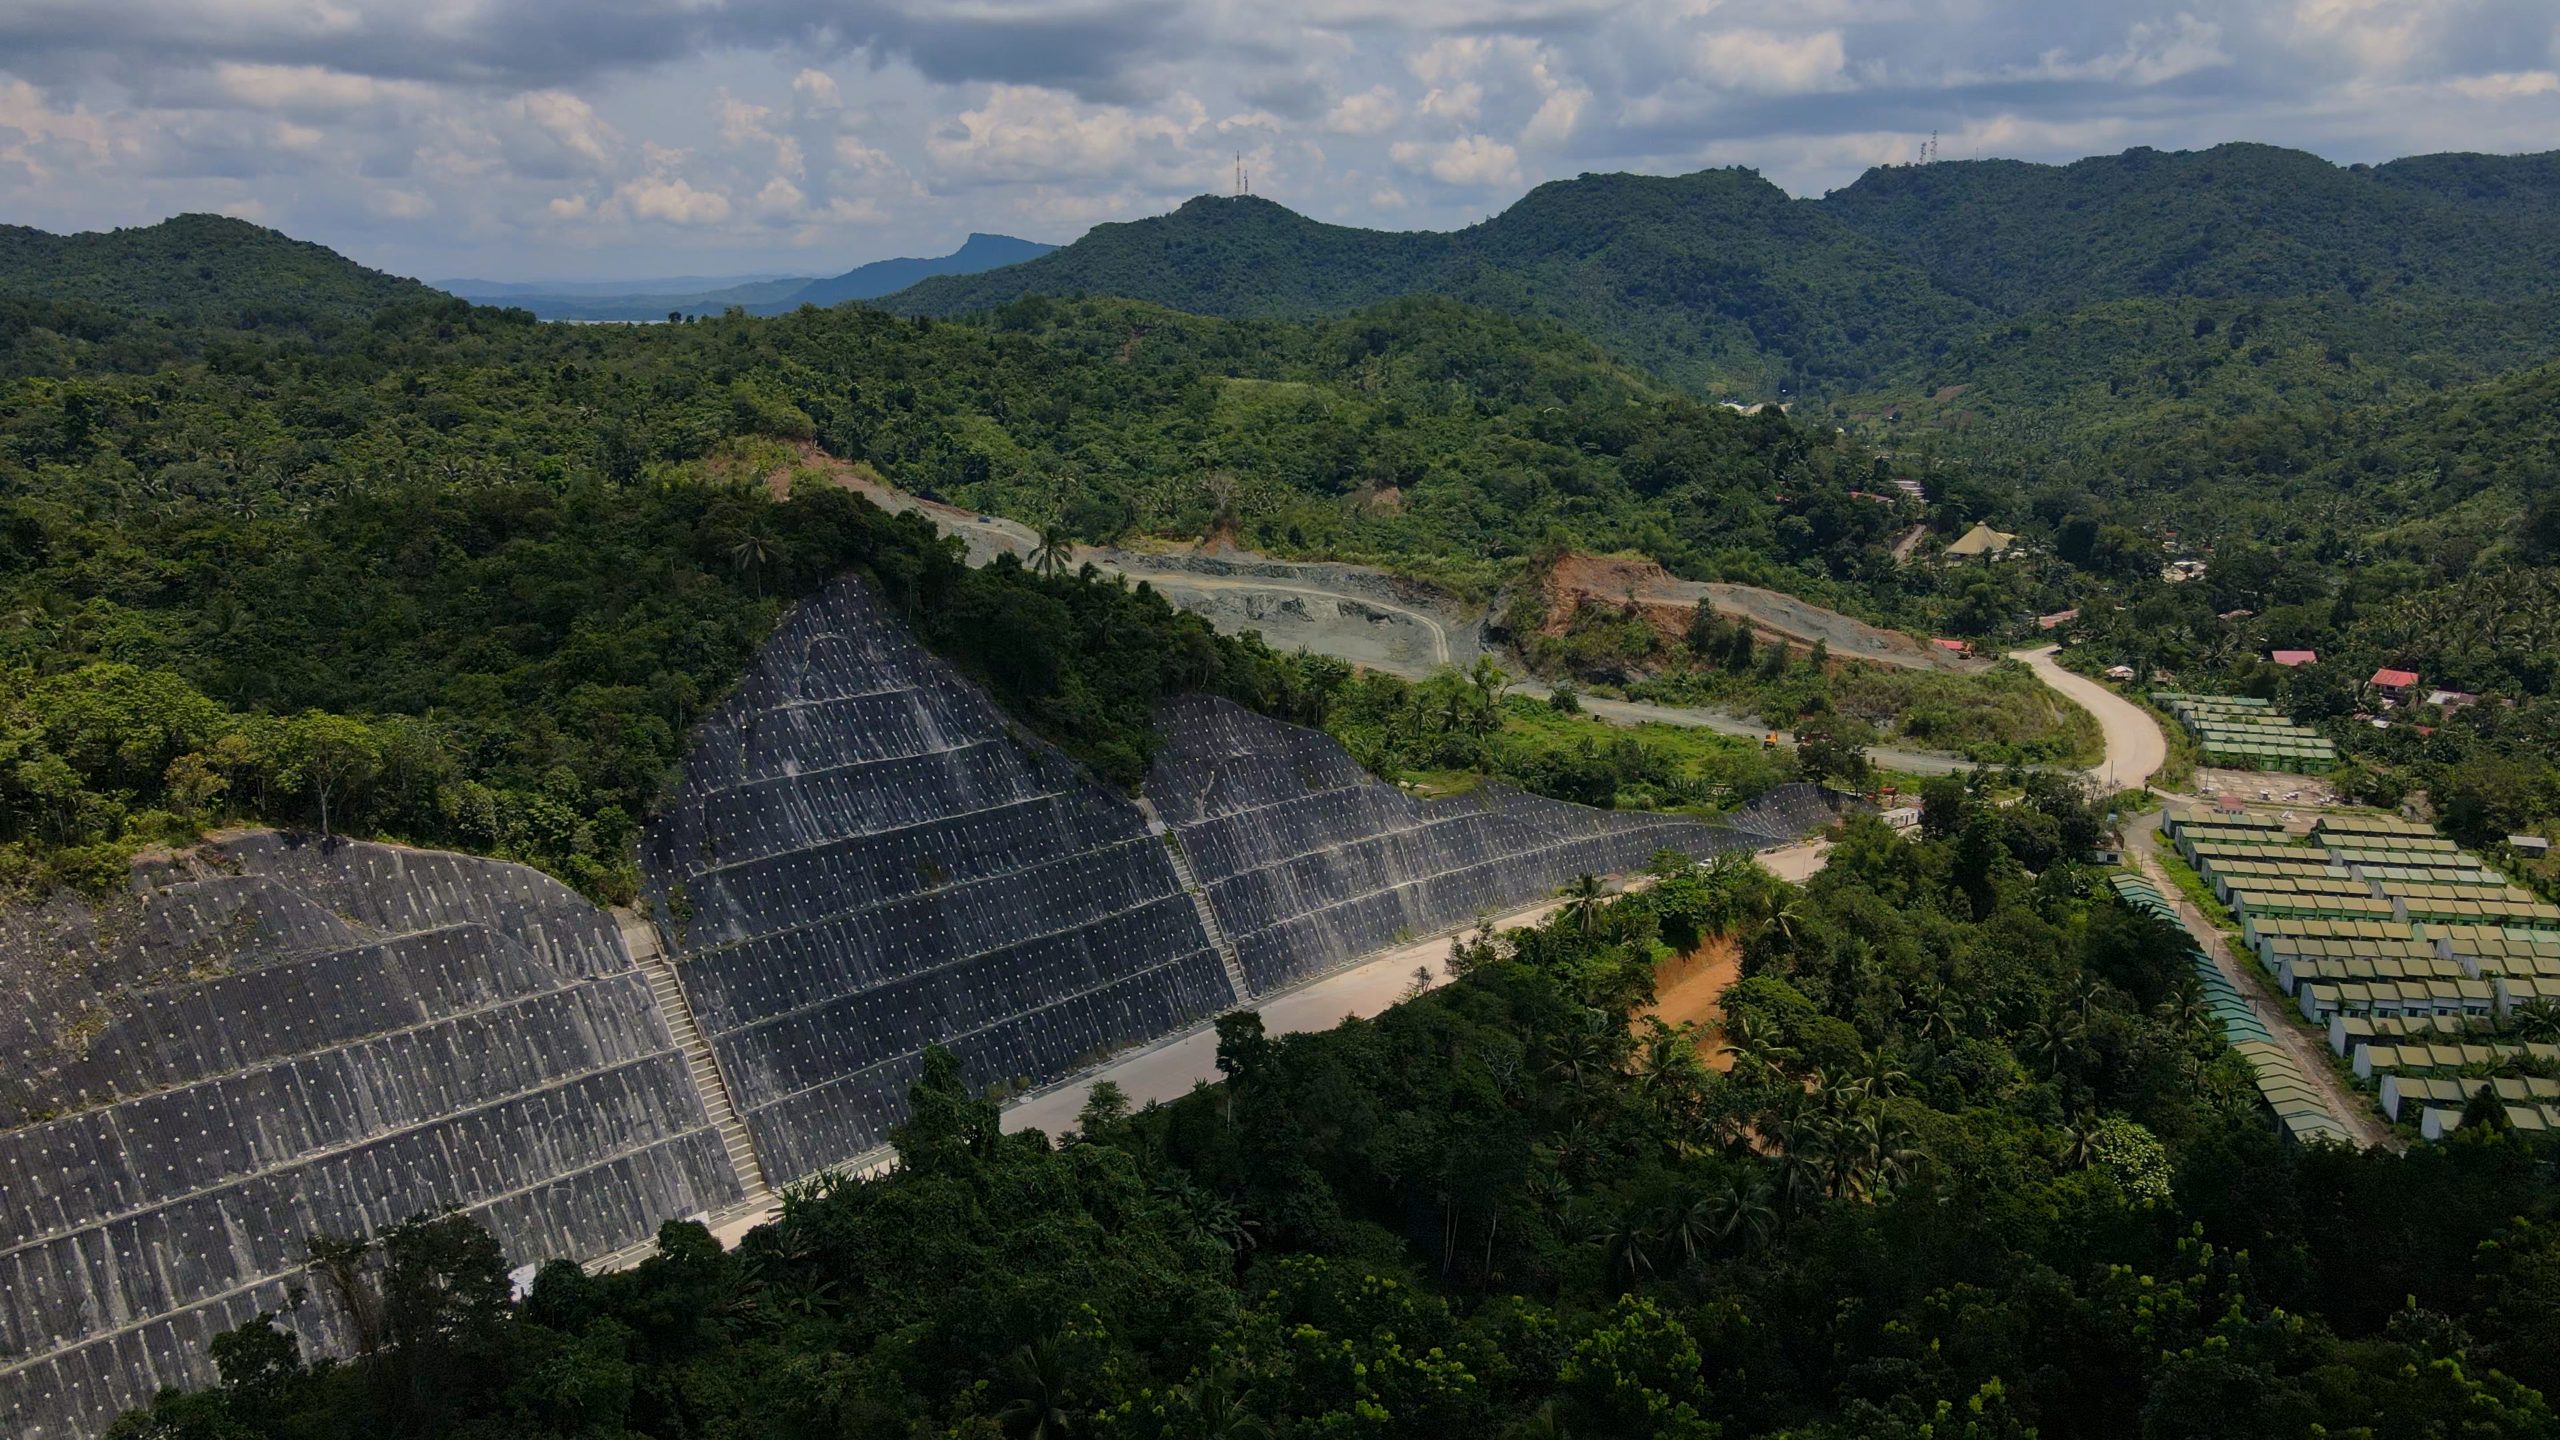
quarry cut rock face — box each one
[637,577,1238,1187]
[1146,696,1840,991]
[0,833,743,1440]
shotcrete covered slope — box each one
[0,834,741,1440]
[1148,696,1840,991]
[637,578,1238,1186]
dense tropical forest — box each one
[886,145,2560,438]
[0,233,1938,897]
[106,803,2560,1440]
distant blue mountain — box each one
[786,233,1055,306]
[436,273,804,300]
[439,234,1054,322]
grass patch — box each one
[2154,848,2242,937]
[1627,658,2102,768]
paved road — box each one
[2009,645,2167,791]
[693,836,1829,1247]
[1006,836,1833,1142]
[2124,815,2395,1150]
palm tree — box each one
[1584,1207,1656,1290]
[1029,524,1073,579]
[1633,1021,1705,1114]
[1911,980,1969,1045]
[1543,1008,1621,1099]
[1756,890,1808,949]
[1715,1011,1798,1082]
[997,1340,1074,1440]
[2513,998,2560,1043]
[1842,1050,1909,1105]
[724,523,781,596]
[2020,1012,2088,1080]
[1704,1176,1779,1252]
[1176,1367,1272,1439]
[2056,1122,2099,1171]
[1559,872,1608,936]
[2153,989,2211,1041]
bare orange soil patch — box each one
[1540,551,1981,674]
[1639,934,1742,1068]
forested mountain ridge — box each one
[893,196,1459,319]
[789,231,1057,307]
[883,143,2560,421]
[0,213,440,328]
[885,174,1983,397]
[1821,143,2560,313]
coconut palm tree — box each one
[1559,872,1608,936]
[1714,1011,1798,1082]
[1176,1368,1272,1439]
[1029,524,1073,579]
[1911,980,1970,1045]
[1842,1050,1909,1105]
[724,522,781,596]
[997,1340,1074,1440]
[2020,1011,2089,1080]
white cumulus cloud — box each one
[1695,29,1850,94]
[1390,132,1522,187]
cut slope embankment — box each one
[1542,552,1983,673]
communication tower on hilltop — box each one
[1918,130,1940,166]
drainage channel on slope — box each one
[1134,795,1255,1005]
[610,909,773,1231]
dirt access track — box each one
[770,447,1477,679]
[1545,553,1986,674]
[783,460,2179,783]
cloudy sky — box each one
[3,0,2556,283]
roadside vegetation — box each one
[1312,659,1796,812]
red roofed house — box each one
[1931,638,1971,656]
[2271,649,2317,668]
[2037,608,2079,631]
[2369,667,2419,700]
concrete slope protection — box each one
[0,572,1851,1439]
[1151,695,1838,992]
[635,577,1239,1187]
[0,834,744,1440]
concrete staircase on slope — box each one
[616,908,771,1198]
[1135,798,1254,1004]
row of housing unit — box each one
[2164,805,2560,1139]
[2151,692,2338,773]
[2107,871,2356,1144]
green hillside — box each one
[0,213,440,330]
[885,145,2560,441]
[891,196,1456,320]
[1819,143,2560,313]
[887,175,1978,398]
